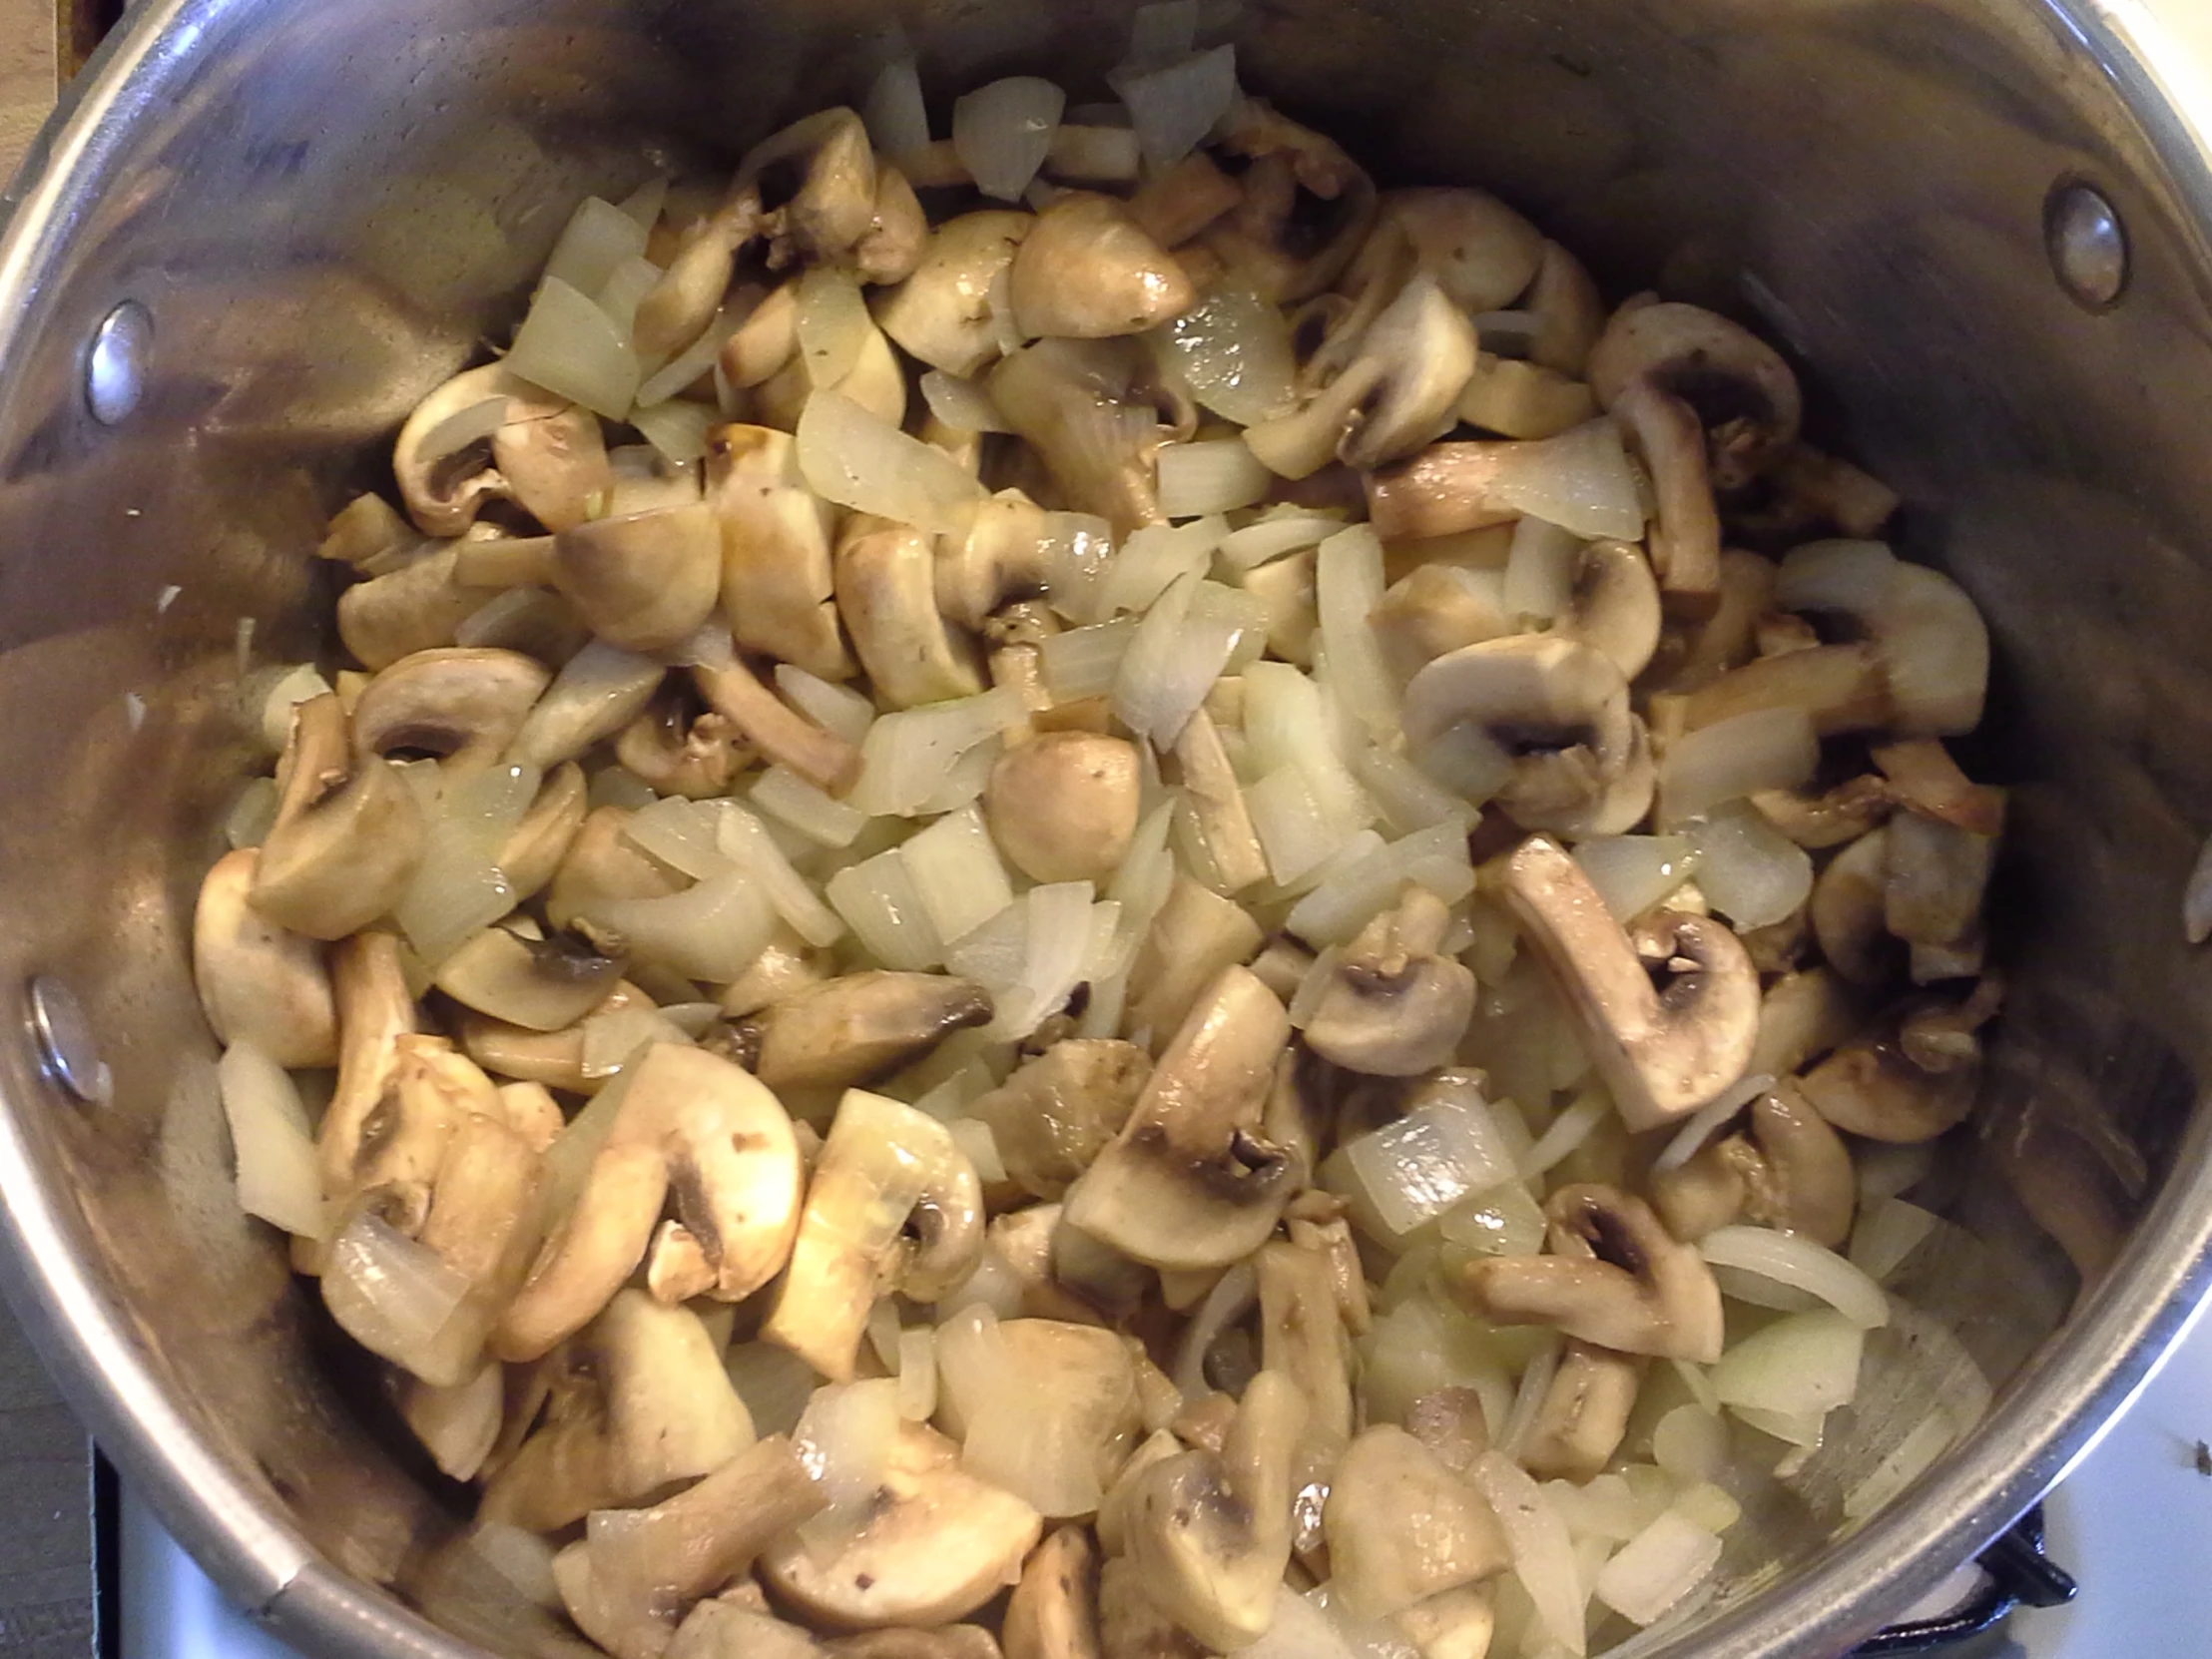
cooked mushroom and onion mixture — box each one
[197,34,2007,1659]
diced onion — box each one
[981,881,1096,1039]
[1114,577,1263,748]
[899,807,1016,947]
[1713,1309,1867,1417]
[1153,288,1300,428]
[864,56,932,158]
[637,303,747,406]
[1038,512,1117,623]
[623,796,729,879]
[224,777,279,850]
[596,255,663,338]
[579,1003,692,1080]
[217,1042,326,1241]
[1171,1259,1259,1399]
[1572,833,1696,922]
[1518,1090,1610,1178]
[462,1520,563,1611]
[947,1117,1006,1184]
[1489,419,1646,541]
[919,368,1013,433]
[1653,1072,1775,1175]
[1468,1451,1586,1656]
[1774,538,1897,615]
[505,276,641,420]
[848,687,1022,818]
[795,266,873,391]
[394,764,536,967]
[628,397,715,463]
[1218,510,1341,572]
[1041,618,1137,701]
[1285,822,1475,946]
[1126,0,1200,63]
[1651,1404,1729,1485]
[541,196,649,303]
[1351,745,1474,835]
[774,663,876,745]
[1849,1197,1940,1284]
[717,805,845,946]
[1097,518,1226,617]
[1158,438,1274,518]
[1700,1225,1892,1329]
[615,174,669,233]
[952,77,1067,202]
[1658,707,1819,826]
[752,765,870,847]
[827,847,948,971]
[1503,516,1581,621]
[896,1327,938,1421]
[1686,802,1813,930]
[726,1341,820,1438]
[1437,1181,1547,1260]
[937,1304,1125,1515]
[1316,526,1399,743]
[1322,1084,1518,1247]
[1248,767,1347,889]
[1498,1332,1563,1459]
[321,1208,478,1385]
[1593,1510,1721,1628]
[582,867,778,982]
[1109,45,1239,172]
[797,390,988,534]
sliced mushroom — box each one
[586,1288,756,1504]
[349,648,550,779]
[1125,876,1266,1054]
[1681,642,1889,736]
[735,971,993,1093]
[1454,350,1598,441]
[1520,1341,1643,1481]
[318,492,413,570]
[1257,1237,1353,1446]
[1649,548,1775,694]
[193,847,338,1067]
[494,397,615,533]
[1809,827,1897,986]
[936,491,1053,632]
[1749,774,1894,849]
[494,762,588,902]
[252,694,427,940]
[1587,300,1804,491]
[1303,886,1477,1077]
[550,502,722,653]
[719,926,834,1017]
[316,929,418,1196]
[1005,1524,1102,1659]
[1525,240,1605,377]
[546,808,690,933]
[1391,1587,1496,1659]
[982,732,1142,884]
[1884,808,1995,946]
[1062,966,1296,1272]
[337,544,493,672]
[1799,993,1987,1143]
[670,1600,824,1659]
[990,338,1168,535]
[692,657,861,796]
[872,212,1033,377]
[835,515,988,708]
[1610,377,1722,618]
[738,108,879,268]
[760,1423,1042,1627]
[635,191,762,364]
[1166,709,1269,894]
[708,423,853,682]
[481,1356,619,1532]
[1009,195,1196,340]
[828,1629,1001,1659]
[1451,1183,1724,1363]
[855,165,928,285]
[457,981,647,1097]
[722,279,802,388]
[1648,1131,1762,1242]
[391,365,527,536]
[1323,1423,1509,1620]
[1401,636,1653,835]
[615,680,753,800]
[1869,739,2004,836]
[1747,966,1859,1080]
[1552,540,1662,681]
[432,922,626,1031]
[1207,98,1379,302]
[1122,1370,1306,1650]
[347,1033,503,1215]
[764,1089,982,1379]
[967,1039,1151,1202]
[1370,564,1511,685]
[1500,834,1760,1131]
[1378,187,1545,313]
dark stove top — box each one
[0,1302,95,1658]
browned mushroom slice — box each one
[1303,886,1477,1077]
[1611,377,1722,617]
[692,657,860,796]
[1799,986,1995,1143]
[614,680,753,801]
[872,211,1033,378]
[1009,194,1195,339]
[967,1039,1151,1202]
[1004,1525,1102,1659]
[350,648,550,780]
[1681,642,1890,736]
[252,694,426,941]
[1206,98,1379,302]
[550,502,723,654]
[337,544,493,672]
[707,423,853,682]
[835,514,988,709]
[989,338,1170,535]
[1750,774,1895,849]
[1587,299,1804,491]
[734,971,993,1092]
[1324,1422,1510,1619]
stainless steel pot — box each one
[1,1,2209,1655]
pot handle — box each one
[1848,1505,2076,1655]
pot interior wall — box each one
[0,0,2208,1653]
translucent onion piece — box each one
[1244,662,1376,834]
[752,764,871,848]
[795,1378,902,1508]
[847,687,1022,818]
[1171,1258,1259,1399]
[1849,1198,1940,1284]
[321,1208,477,1384]
[462,1520,564,1611]
[394,763,537,967]
[1490,419,1645,541]
[1773,538,1896,615]
[899,806,1016,948]
[1517,1090,1610,1179]
[1242,1587,1361,1659]
[224,777,279,850]
[1284,822,1476,946]
[1038,512,1118,623]
[797,390,988,534]
[637,303,748,406]
[1322,1087,1517,1247]
[920,368,1013,434]
[1468,1450,1586,1656]
[1699,1226,1892,1329]
[623,797,731,880]
[1651,1405,1729,1485]
[579,1003,693,1080]
[1316,526,1399,743]
[1109,44,1238,172]
[1436,1182,1548,1259]
[1098,518,1227,617]
[615,174,669,233]
[629,397,716,463]
[1652,1071,1775,1174]
[952,77,1067,202]
[1713,1309,1867,1417]
[1499,1331,1564,1459]
[896,1327,938,1421]
[506,276,641,420]
[1572,833,1696,922]
[726,1340,821,1438]
[948,1117,1007,1184]
[217,1042,326,1240]
[1503,516,1581,622]
[1218,510,1342,572]
[864,56,932,157]
[1658,706,1819,826]
[1126,0,1200,64]
[796,266,873,391]
[986,881,1096,1039]
[827,847,948,971]
[597,256,663,339]
[1352,745,1475,836]
[1153,288,1300,428]
[1593,1511,1721,1628]
[1685,802,1814,930]
[1114,577,1263,748]
[775,663,877,745]
[710,805,842,946]
[583,867,778,982]
[541,197,650,304]
[1158,438,1274,518]
[1248,766,1348,889]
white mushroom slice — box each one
[1062,966,1296,1271]
[432,923,626,1031]
[635,191,762,364]
[855,165,929,286]
[493,763,588,903]
[506,642,666,773]
[481,1360,618,1532]
[722,279,802,388]
[491,397,613,534]
[546,808,689,933]
[1370,565,1511,685]
[1611,376,1722,618]
[984,732,1142,883]
[1008,195,1196,339]
[1323,1424,1509,1620]
[734,971,994,1093]
[737,107,879,268]
[252,694,427,941]
[1587,299,1805,491]
[872,212,1033,378]
[1746,965,1860,1082]
[1207,98,1379,302]
[551,502,723,654]
[937,491,1054,632]
[587,1289,756,1503]
[1126,876,1265,1053]
[615,683,753,801]
[1499,834,1760,1131]
[1401,636,1652,834]
[1652,547,1776,694]
[834,515,988,708]
[1455,351,1597,440]
[1453,1182,1725,1364]
[193,847,337,1068]
[391,364,529,536]
[1256,1238,1353,1446]
[708,424,853,683]
[1005,1525,1103,1659]
[1122,1370,1306,1650]
[317,492,412,570]
[1520,1341,1644,1481]
[764,1089,984,1380]
[936,1314,1144,1515]
[1304,886,1476,1077]
[316,929,418,1197]
[967,1040,1151,1202]
[1525,241,1606,377]
[1378,187,1545,312]
[1809,826,1895,986]
[826,1629,1001,1659]
[1551,540,1663,681]
[350,648,551,780]
[1749,773,1894,850]
[337,545,492,672]
[1391,1587,1496,1659]
[692,658,861,797]
[1799,990,1989,1144]
[1126,152,1242,249]
[347,1034,504,1211]
[761,1423,1041,1627]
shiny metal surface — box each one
[84,297,153,427]
[0,2,2210,1658]
[2045,180,2131,309]
[26,974,111,1106]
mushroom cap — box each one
[760,1424,1042,1628]
[872,211,1034,378]
[1587,300,1804,490]
[984,732,1143,884]
[432,923,626,1031]
[1400,635,1643,832]
[253,695,428,941]
[834,516,987,710]
[350,648,551,780]
[1336,273,1480,471]
[1379,188,1546,314]
[1552,540,1662,682]
[552,501,723,653]
[392,364,526,536]
[1009,195,1196,340]
[737,971,994,1093]
[1323,1423,1510,1619]
[708,423,852,684]
[738,107,879,267]
[491,397,614,534]
[193,847,338,1068]
[495,763,589,902]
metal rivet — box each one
[85,300,152,425]
[27,977,111,1106]
[2046,181,2129,311]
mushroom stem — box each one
[1611,380,1721,618]
[692,656,860,795]
[318,930,419,1197]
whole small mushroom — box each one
[984,732,1142,883]
[1009,195,1195,339]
